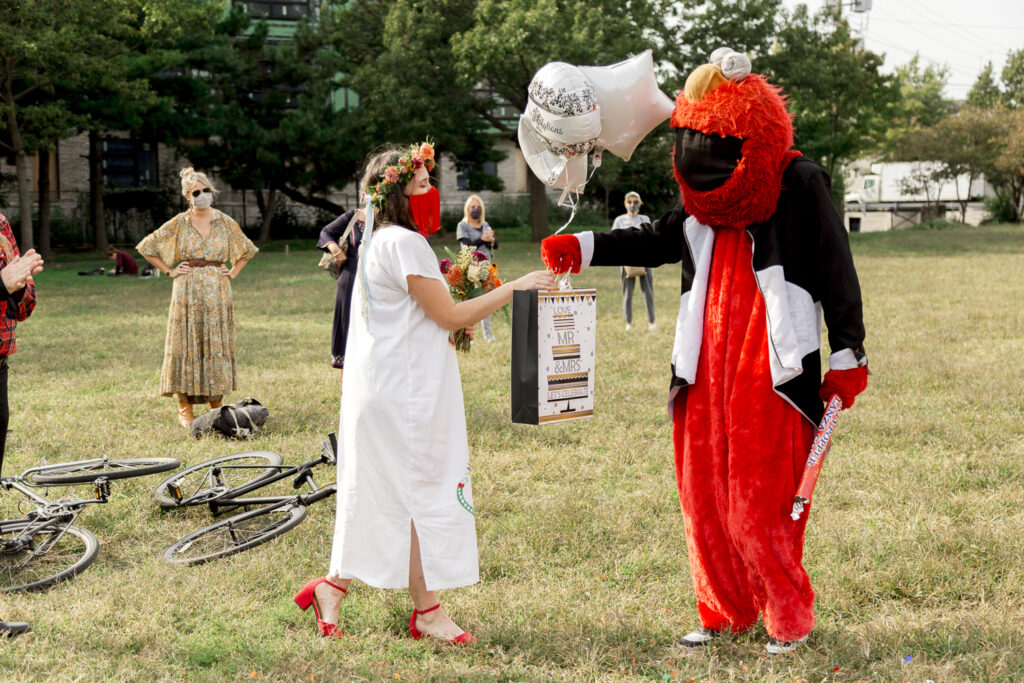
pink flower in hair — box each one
[384,167,400,183]
[412,157,424,170]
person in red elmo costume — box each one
[542,48,868,654]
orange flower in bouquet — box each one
[439,245,502,352]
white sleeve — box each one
[577,231,595,269]
[388,230,444,292]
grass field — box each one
[1,222,1022,681]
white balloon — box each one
[518,61,600,191]
[577,50,674,162]
[518,115,589,193]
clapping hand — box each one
[1,249,44,294]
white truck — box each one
[845,161,986,206]
[843,162,989,230]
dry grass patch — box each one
[0,223,1021,680]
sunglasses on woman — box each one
[191,188,213,198]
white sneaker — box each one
[678,627,721,648]
[649,322,657,330]
[765,634,808,655]
[625,323,632,331]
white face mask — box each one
[193,192,214,210]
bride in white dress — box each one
[294,143,555,644]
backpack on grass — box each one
[190,398,269,439]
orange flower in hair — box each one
[419,143,435,161]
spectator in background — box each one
[106,245,139,276]
[136,167,258,428]
[317,206,365,391]
[0,212,42,639]
[456,195,497,341]
[612,191,656,331]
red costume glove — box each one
[819,365,868,409]
[541,234,582,274]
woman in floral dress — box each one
[137,167,258,427]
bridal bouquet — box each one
[439,245,502,352]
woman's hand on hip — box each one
[218,264,234,279]
[510,270,557,291]
[169,263,193,278]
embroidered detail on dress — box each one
[457,464,474,515]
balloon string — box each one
[553,161,600,235]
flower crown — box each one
[367,141,436,209]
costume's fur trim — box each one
[671,75,795,228]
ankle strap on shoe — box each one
[324,578,347,593]
[413,603,441,616]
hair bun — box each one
[179,167,195,179]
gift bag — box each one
[511,287,597,425]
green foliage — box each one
[761,6,897,179]
[327,0,503,188]
[909,217,951,231]
[1001,48,1024,109]
[658,0,782,91]
[966,62,1002,110]
[983,195,1017,224]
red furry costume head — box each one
[670,60,798,228]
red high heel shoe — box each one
[294,577,347,638]
[409,603,477,645]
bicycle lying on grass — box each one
[0,456,181,592]
[153,436,337,565]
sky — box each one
[779,0,1024,100]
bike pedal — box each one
[93,477,111,501]
[166,481,183,503]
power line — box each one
[899,0,1017,53]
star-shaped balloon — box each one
[578,50,674,162]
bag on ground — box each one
[190,398,269,439]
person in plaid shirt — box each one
[0,212,42,639]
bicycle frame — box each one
[194,452,334,517]
[0,474,109,570]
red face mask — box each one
[409,185,441,237]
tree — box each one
[157,7,362,242]
[452,0,665,241]
[989,108,1024,221]
[326,0,505,197]
[762,5,897,201]
[1001,48,1024,109]
[0,0,101,249]
[63,0,223,252]
[658,0,782,90]
[871,54,954,158]
[966,62,1001,110]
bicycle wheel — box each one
[163,501,307,566]
[0,520,99,592]
[29,457,181,485]
[151,451,285,508]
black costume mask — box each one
[674,128,745,192]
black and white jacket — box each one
[578,156,866,424]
